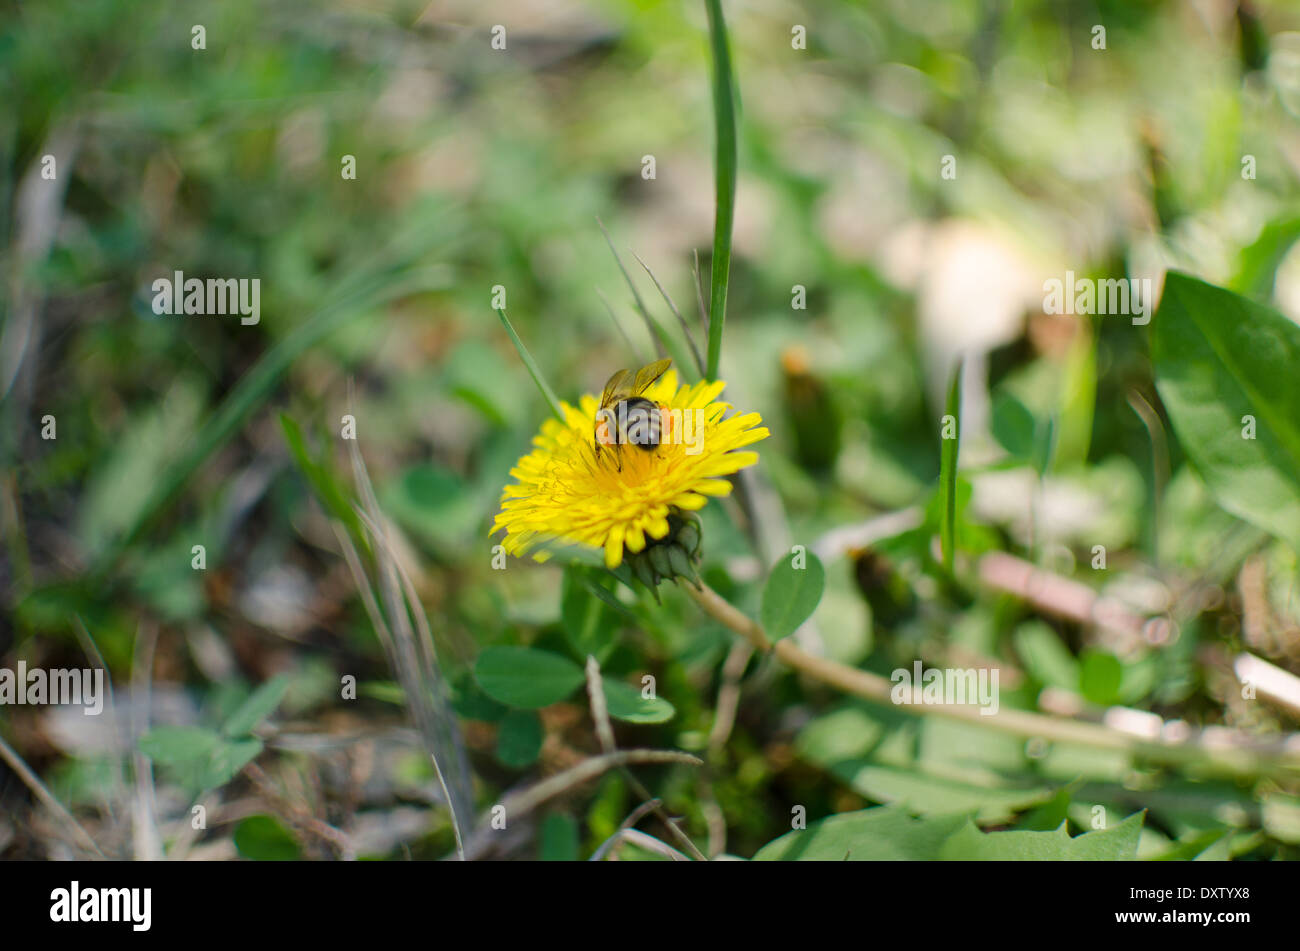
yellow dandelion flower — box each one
[493,368,768,569]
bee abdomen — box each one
[620,397,661,450]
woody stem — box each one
[681,581,1300,779]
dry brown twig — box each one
[683,580,1300,778]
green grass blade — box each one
[632,251,705,375]
[497,308,563,419]
[940,360,963,573]
[704,0,738,381]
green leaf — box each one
[602,679,675,724]
[991,390,1038,461]
[540,813,580,861]
[139,727,263,793]
[222,674,292,737]
[760,550,825,641]
[940,361,963,572]
[561,565,619,663]
[233,815,301,861]
[279,414,365,543]
[496,709,545,768]
[938,812,1145,860]
[139,726,220,767]
[474,646,586,709]
[837,764,1053,824]
[753,806,967,861]
[1231,215,1300,299]
[1152,272,1300,548]
[1013,621,1081,692]
[1079,649,1123,706]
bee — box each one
[594,357,672,468]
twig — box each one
[583,656,708,861]
[243,762,356,860]
[584,656,617,754]
[604,828,691,862]
[682,580,1300,777]
[978,550,1147,641]
[589,798,664,861]
[495,749,702,822]
[131,619,164,862]
[0,732,105,857]
[708,639,753,756]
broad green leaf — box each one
[233,815,301,861]
[938,811,1144,860]
[753,806,967,861]
[474,646,585,709]
[496,709,544,768]
[1152,272,1300,549]
[760,550,825,641]
[940,361,962,571]
[602,679,675,724]
[222,674,292,737]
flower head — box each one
[493,367,768,570]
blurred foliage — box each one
[3,0,1300,861]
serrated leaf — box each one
[1152,272,1300,549]
[602,679,675,724]
[474,646,585,709]
[753,806,967,861]
[760,550,825,641]
[938,811,1145,860]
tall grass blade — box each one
[496,308,564,419]
[704,0,738,381]
[940,360,963,573]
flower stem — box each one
[682,581,1300,779]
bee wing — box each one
[630,358,672,396]
[599,368,633,409]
